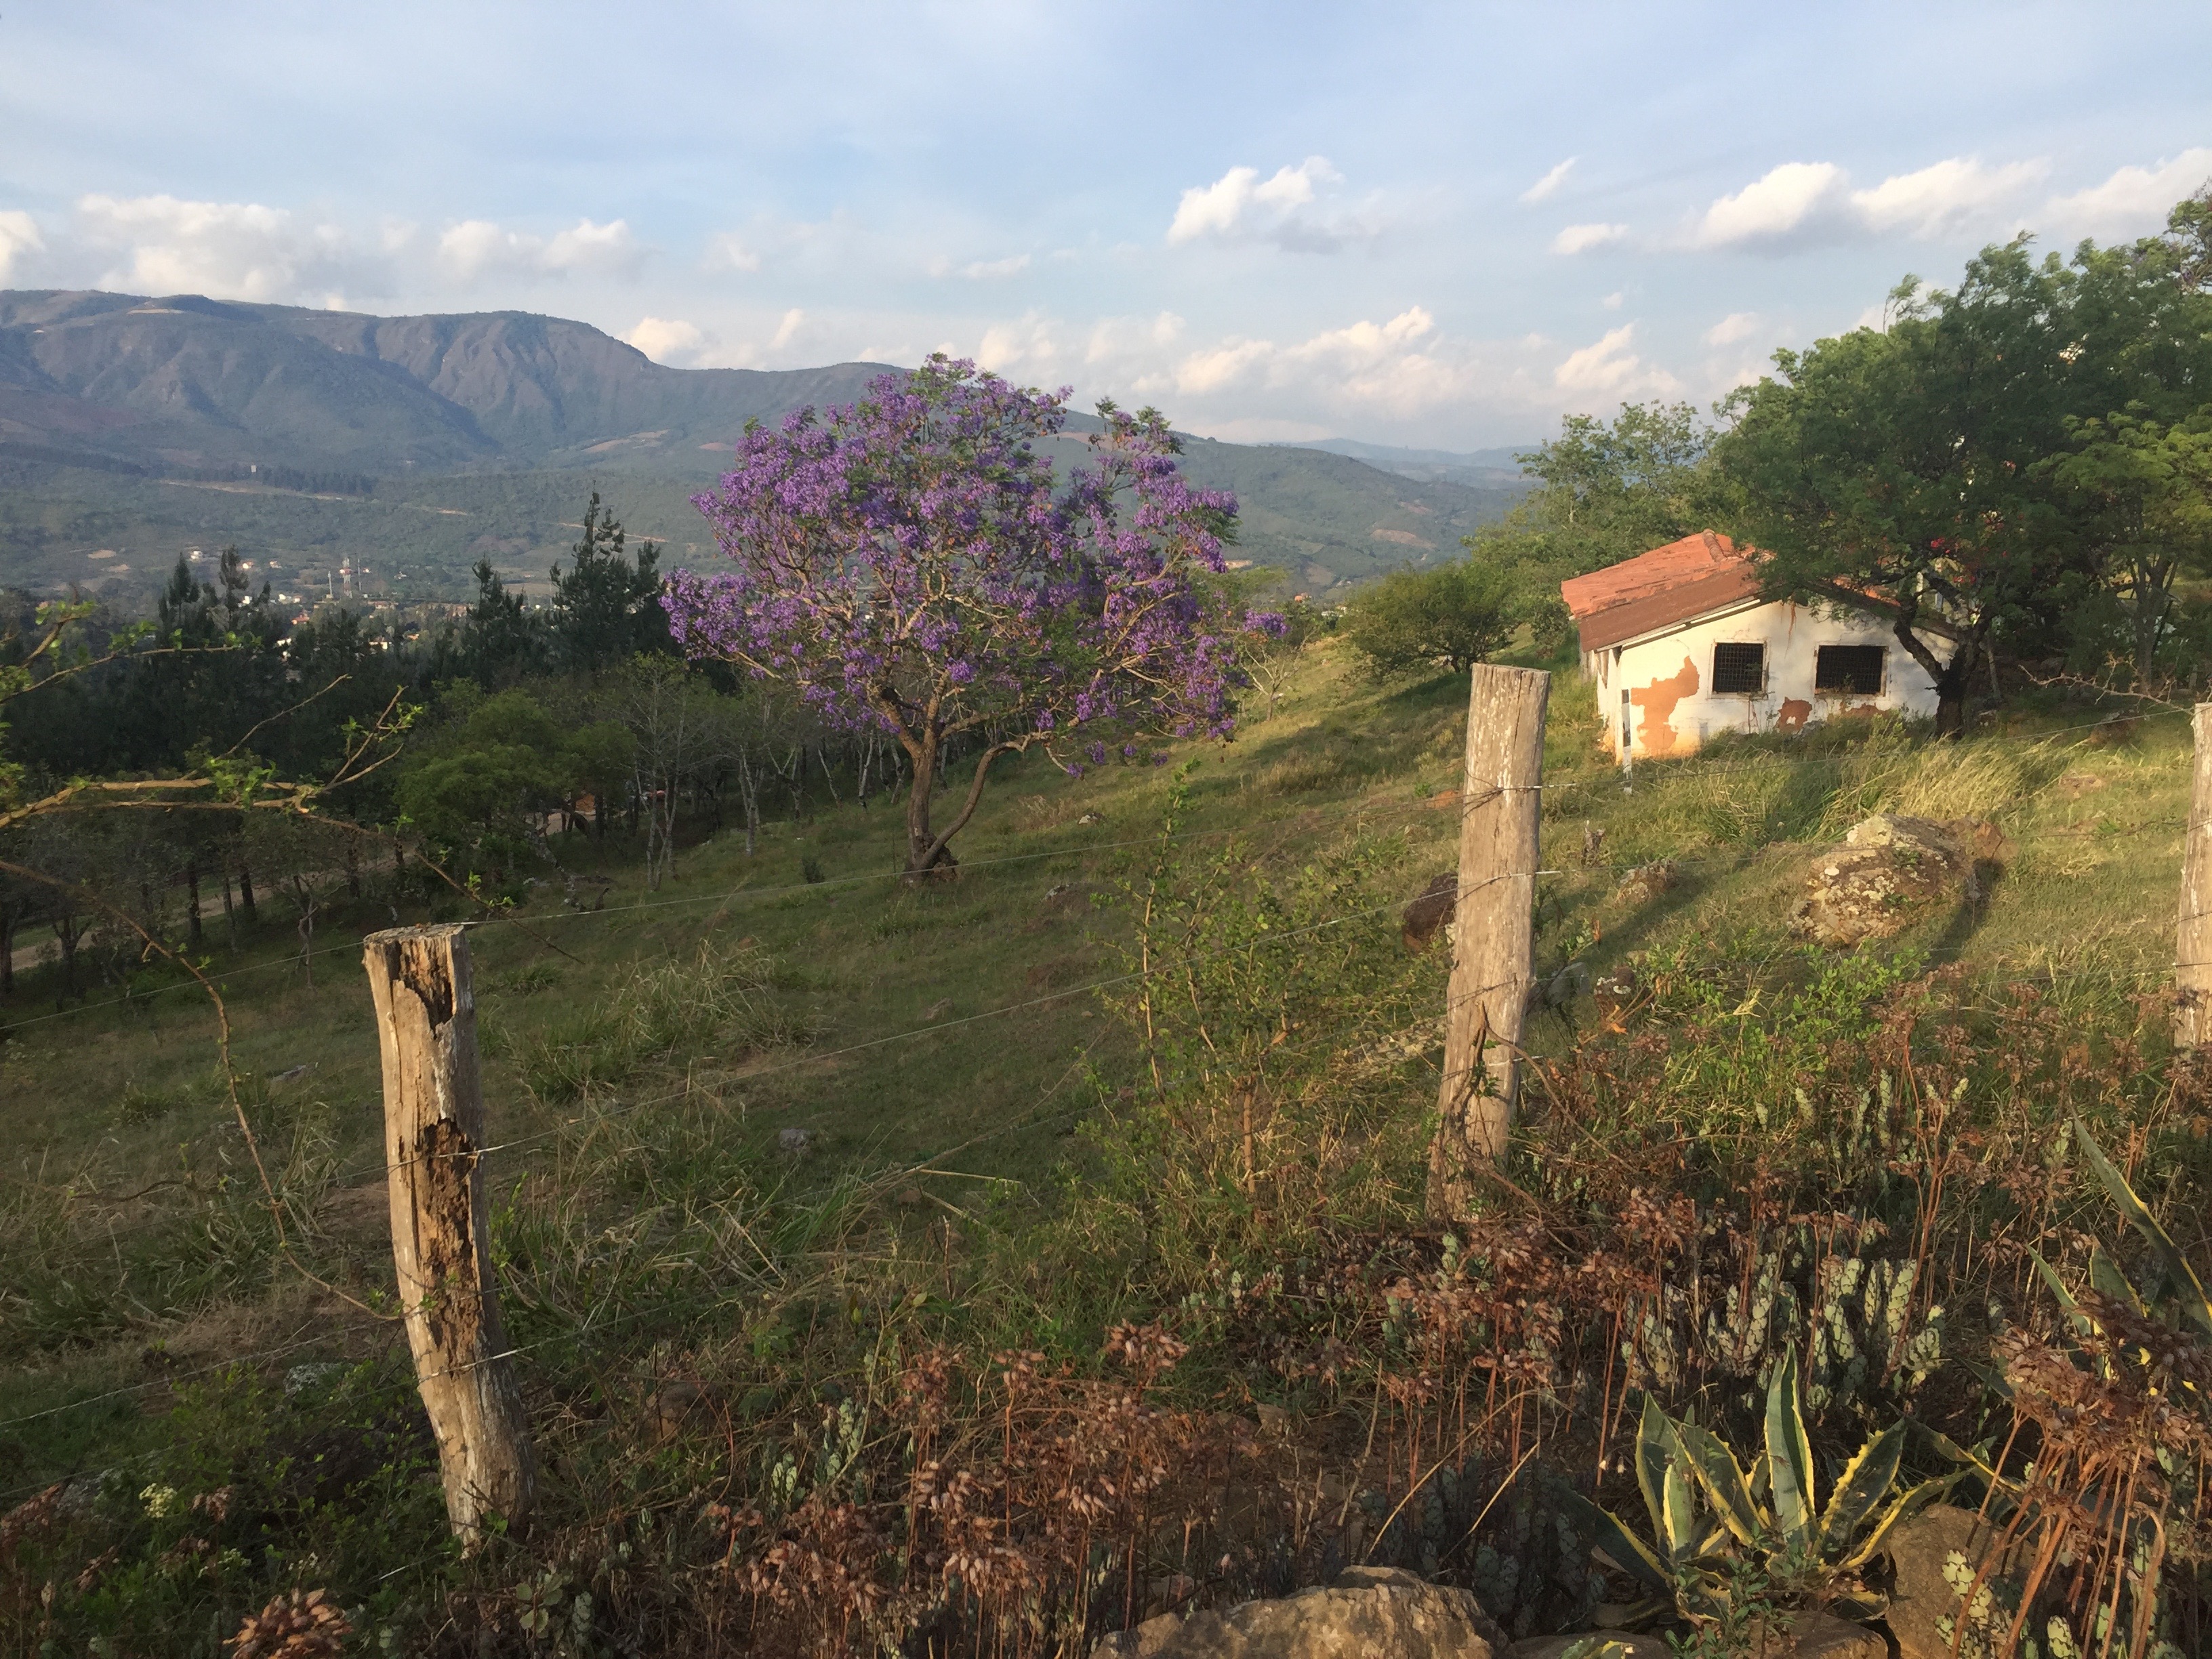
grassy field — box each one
[0,640,2201,1654]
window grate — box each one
[1711,641,1767,695]
[1814,644,1885,695]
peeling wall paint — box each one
[1629,656,1700,757]
[1589,599,1941,758]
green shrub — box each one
[1342,559,1519,678]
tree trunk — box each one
[55,913,80,1001]
[903,727,944,874]
[186,860,203,950]
[1,907,14,997]
[239,863,257,922]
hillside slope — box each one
[0,291,1530,600]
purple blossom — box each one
[662,354,1252,871]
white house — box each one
[1560,531,1942,760]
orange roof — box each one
[1559,530,1761,654]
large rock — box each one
[1788,815,2005,947]
[1881,1504,2033,1659]
[1094,1565,1506,1658]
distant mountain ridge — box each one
[0,290,1530,600]
[0,289,892,474]
[1292,437,1534,488]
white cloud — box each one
[2046,147,2212,238]
[1552,222,1626,255]
[624,316,712,366]
[543,217,641,274]
[1084,311,1184,365]
[961,253,1031,280]
[977,310,1064,378]
[1693,162,1851,249]
[1702,311,1761,347]
[1166,157,1366,252]
[1553,323,1681,401]
[703,232,762,274]
[1601,291,1624,310]
[1688,155,2047,251]
[0,210,44,283]
[1851,157,2045,237]
[769,308,808,352]
[1521,158,1577,204]
[437,216,642,283]
[74,193,388,303]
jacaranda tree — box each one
[664,356,1265,875]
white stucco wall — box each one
[1582,598,1940,759]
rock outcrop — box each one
[1094,1565,1507,1658]
[1880,1503,2034,1659]
[1788,815,2007,947]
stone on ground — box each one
[1788,814,2006,947]
[1094,1565,1507,1658]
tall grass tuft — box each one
[510,939,817,1105]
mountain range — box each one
[0,291,1530,602]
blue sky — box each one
[2,1,2207,447]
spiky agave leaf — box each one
[1765,1350,1818,1555]
[2088,1243,2147,1315]
[2072,1117,2212,1338]
[1633,1395,1675,1539]
[1555,1484,1670,1595]
[1675,1420,1763,1549]
[1660,1443,1704,1566]
[1816,1422,1903,1559]
[1837,1473,1967,1573]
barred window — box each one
[1814,644,1886,695]
[1711,641,1766,695]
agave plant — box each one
[1561,1351,1953,1626]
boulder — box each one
[1788,815,2004,947]
[1094,1565,1507,1658]
[1881,1504,2032,1659]
[1612,861,1678,907]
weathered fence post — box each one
[2177,705,2212,1047]
[1429,665,1549,1218]
[363,923,535,1547]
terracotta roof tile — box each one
[1559,531,1761,654]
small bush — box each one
[1341,559,1519,678]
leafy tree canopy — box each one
[666,355,1270,874]
[1721,224,2212,729]
[1463,401,1735,653]
[1341,560,1519,678]
[551,493,671,675]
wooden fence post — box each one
[363,923,535,1547]
[1429,665,1549,1218]
[2177,705,2212,1048]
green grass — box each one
[0,644,2202,1654]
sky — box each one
[1,1,2208,449]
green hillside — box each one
[0,634,2201,1654]
[0,290,1528,601]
